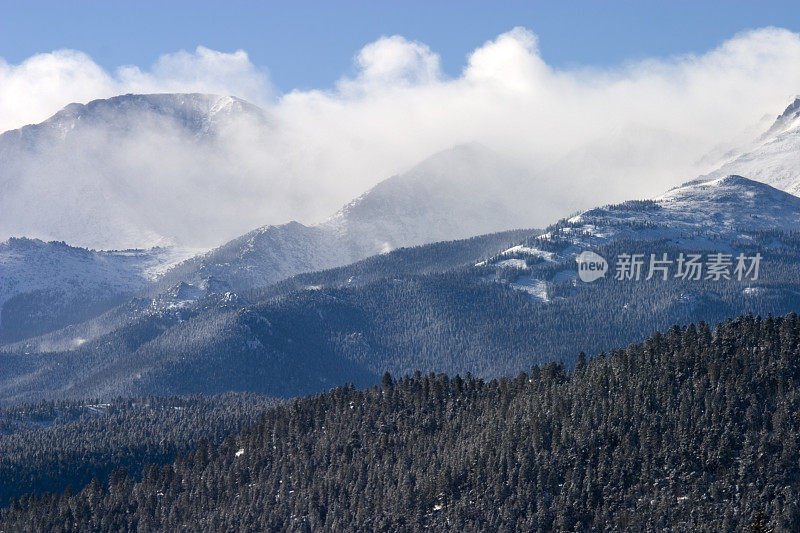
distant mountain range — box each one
[2,95,800,404]
[0,95,549,342]
[3,174,800,403]
[1,99,546,343]
[0,93,546,252]
[0,229,533,402]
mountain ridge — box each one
[4,176,800,403]
[699,96,800,196]
[151,142,541,295]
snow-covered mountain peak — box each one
[489,174,800,271]
[776,95,800,123]
[778,95,800,118]
[322,143,541,254]
[659,174,774,201]
[654,174,800,227]
[764,96,800,136]
[481,174,800,301]
[699,96,800,197]
[0,93,275,250]
[31,93,267,138]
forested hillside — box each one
[0,394,276,507]
[4,227,800,404]
[247,228,532,300]
[3,313,799,531]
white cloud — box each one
[275,26,800,213]
[2,27,800,248]
[0,46,271,131]
[117,46,271,103]
[464,26,549,90]
[0,49,115,130]
[347,35,442,90]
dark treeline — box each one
[0,394,276,507]
[3,313,800,531]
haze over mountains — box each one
[7,90,798,255]
[2,94,800,404]
[0,95,551,341]
[4,172,800,403]
[0,94,278,249]
[153,142,541,294]
[2,90,798,257]
[699,96,800,194]
[0,94,549,251]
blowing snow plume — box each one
[2,27,800,249]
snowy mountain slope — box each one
[486,173,800,261]
[323,143,543,254]
[699,97,800,196]
[481,175,800,299]
[0,238,194,343]
[0,229,535,401]
[5,176,800,403]
[572,174,800,243]
[0,138,551,346]
[0,95,551,253]
[153,143,543,294]
[17,229,532,356]
[151,222,344,295]
[0,93,273,250]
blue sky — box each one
[2,0,799,92]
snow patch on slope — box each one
[0,237,195,332]
[481,174,800,295]
[510,277,550,302]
